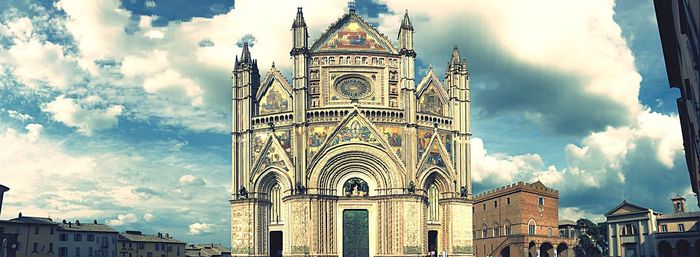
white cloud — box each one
[24,123,43,141]
[106,213,138,226]
[6,110,32,121]
[144,213,155,222]
[42,95,123,135]
[179,174,206,186]
[0,16,86,89]
[188,222,214,235]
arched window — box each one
[504,220,512,236]
[547,228,552,237]
[428,184,439,223]
[528,219,537,235]
[493,222,500,237]
[270,184,282,224]
[538,196,544,206]
[482,224,488,238]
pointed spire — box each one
[348,1,356,14]
[240,42,252,63]
[450,45,461,64]
[292,7,306,28]
[401,10,413,31]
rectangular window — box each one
[89,247,93,256]
[147,254,153,257]
[35,226,39,234]
[507,197,510,205]
[679,224,686,232]
[50,227,55,235]
[139,243,144,249]
[494,200,498,208]
[76,247,81,256]
[88,234,94,241]
[59,247,68,257]
[661,224,668,232]
[49,243,54,252]
[483,204,486,210]
[60,233,68,241]
[75,234,82,241]
[156,244,160,251]
[33,242,38,252]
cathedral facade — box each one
[231,7,474,257]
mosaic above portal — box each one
[418,85,444,116]
[259,81,290,115]
[329,118,382,148]
[320,21,387,52]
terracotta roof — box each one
[119,232,185,244]
[9,216,56,225]
[658,211,700,220]
[57,222,117,233]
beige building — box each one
[0,214,58,257]
[231,6,473,257]
[57,220,118,257]
[606,196,700,257]
[117,231,186,257]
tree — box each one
[573,218,608,257]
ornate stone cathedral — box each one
[231,6,474,257]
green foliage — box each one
[573,218,608,257]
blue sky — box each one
[0,0,693,245]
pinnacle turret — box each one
[240,42,252,63]
[450,45,461,64]
[400,10,413,31]
[292,7,306,28]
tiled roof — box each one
[658,211,700,220]
[119,232,185,244]
[57,222,117,233]
[9,216,56,225]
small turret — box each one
[672,194,687,213]
[398,10,415,57]
[450,45,461,64]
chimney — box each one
[18,212,22,218]
[0,184,8,217]
[62,219,66,224]
[68,221,72,228]
[94,220,97,224]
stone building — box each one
[57,219,118,257]
[605,195,700,257]
[0,214,57,257]
[653,0,700,208]
[117,231,186,257]
[185,244,231,257]
[472,182,575,257]
[230,6,473,257]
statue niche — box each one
[343,178,369,196]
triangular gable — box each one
[417,132,455,173]
[605,201,650,217]
[257,69,292,115]
[257,67,292,101]
[311,14,397,54]
[416,69,449,116]
[251,133,294,175]
[307,109,399,167]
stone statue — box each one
[295,181,306,194]
[460,186,468,198]
[408,181,416,194]
[238,186,248,199]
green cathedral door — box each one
[343,210,369,257]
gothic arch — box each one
[309,143,405,195]
[417,167,455,194]
[252,167,293,195]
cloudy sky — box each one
[0,0,692,245]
